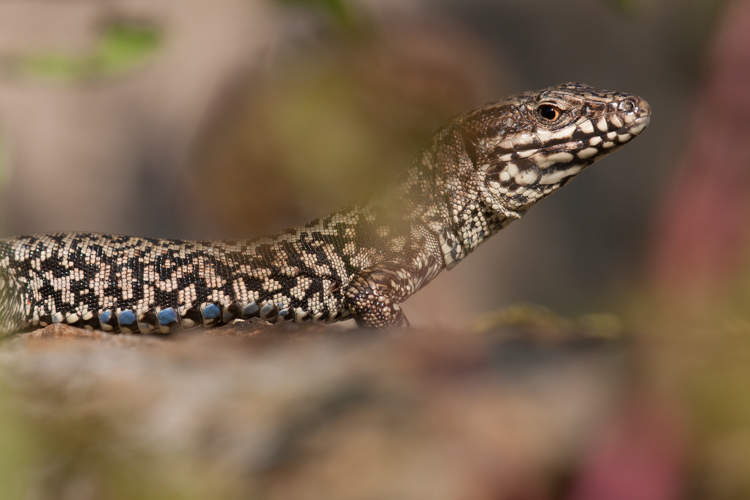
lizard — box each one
[0,83,650,334]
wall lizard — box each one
[0,83,650,333]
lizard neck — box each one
[385,123,524,270]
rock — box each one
[0,322,631,500]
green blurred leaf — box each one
[96,24,162,75]
[20,54,87,82]
[19,23,162,82]
[274,0,350,23]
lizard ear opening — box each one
[461,130,479,166]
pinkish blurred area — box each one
[649,0,750,304]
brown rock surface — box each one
[0,322,632,500]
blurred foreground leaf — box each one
[19,23,162,82]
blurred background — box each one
[0,0,733,325]
[2,0,750,498]
[0,0,702,325]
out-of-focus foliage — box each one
[640,325,750,500]
[473,303,625,340]
[274,0,350,23]
[0,381,38,500]
[17,23,161,82]
[192,17,501,236]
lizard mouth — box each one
[539,104,651,159]
[484,109,651,208]
[620,114,650,138]
[600,112,651,143]
[532,113,650,185]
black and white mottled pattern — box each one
[0,83,650,334]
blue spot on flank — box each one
[202,304,220,319]
[118,310,136,325]
[158,308,178,325]
[99,310,112,323]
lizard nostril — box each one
[619,99,635,112]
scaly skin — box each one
[0,83,650,334]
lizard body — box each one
[0,83,650,334]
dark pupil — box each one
[539,105,559,120]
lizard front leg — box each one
[344,255,442,328]
[344,262,412,328]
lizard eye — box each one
[538,104,561,121]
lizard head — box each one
[460,82,651,217]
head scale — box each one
[460,82,651,215]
